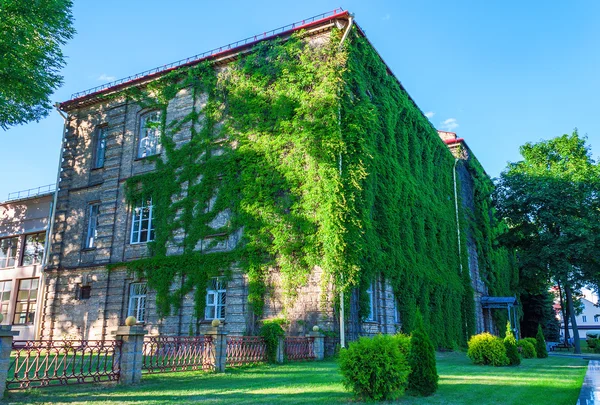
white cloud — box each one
[382,13,391,21]
[440,118,459,131]
[97,74,116,81]
[424,111,435,119]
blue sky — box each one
[2,0,599,199]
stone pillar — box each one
[113,325,146,385]
[0,326,18,396]
[206,327,228,372]
[276,336,285,364]
[308,332,325,360]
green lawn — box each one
[4,353,587,405]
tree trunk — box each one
[557,281,570,342]
[565,283,581,354]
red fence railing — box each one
[226,336,268,366]
[285,337,315,361]
[142,335,214,373]
[7,340,122,390]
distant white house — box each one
[556,288,600,340]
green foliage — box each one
[517,339,537,359]
[0,0,75,129]
[259,319,285,363]
[407,312,439,396]
[467,333,509,366]
[338,334,410,401]
[102,25,514,342]
[394,333,412,358]
[504,322,521,366]
[536,325,548,358]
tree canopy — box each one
[494,131,600,352]
[0,0,75,130]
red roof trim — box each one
[60,10,349,110]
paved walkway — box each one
[577,360,600,404]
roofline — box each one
[0,191,55,206]
[59,9,350,111]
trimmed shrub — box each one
[339,334,410,401]
[504,322,521,366]
[467,332,509,366]
[536,325,548,358]
[394,333,412,357]
[517,339,537,358]
[587,335,598,350]
[259,320,285,363]
[407,312,439,396]
[522,337,537,347]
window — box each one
[583,315,588,323]
[13,278,38,325]
[22,232,45,266]
[85,204,100,248]
[127,282,147,322]
[79,285,91,300]
[205,278,226,320]
[93,126,107,168]
[366,282,375,321]
[595,315,599,323]
[0,281,11,324]
[130,198,155,244]
[0,237,18,268]
[137,111,161,158]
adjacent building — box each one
[0,185,54,340]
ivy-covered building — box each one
[40,9,517,346]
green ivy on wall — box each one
[104,25,514,348]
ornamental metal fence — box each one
[6,340,122,390]
[142,335,214,373]
[284,336,315,361]
[226,336,268,366]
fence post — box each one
[206,326,228,372]
[276,336,285,364]
[308,331,325,360]
[0,326,18,396]
[113,325,146,385]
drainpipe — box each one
[337,14,353,349]
[453,158,463,275]
[34,103,68,339]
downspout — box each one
[35,103,68,339]
[337,13,353,349]
[453,158,463,275]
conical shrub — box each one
[536,324,548,358]
[407,311,439,396]
[504,322,521,366]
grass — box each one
[3,352,587,405]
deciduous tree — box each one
[0,0,75,130]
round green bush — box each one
[467,332,509,366]
[339,334,410,401]
[517,340,537,358]
[535,325,548,358]
[504,323,521,366]
[407,313,438,396]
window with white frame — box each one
[130,198,155,244]
[22,232,46,266]
[127,282,147,323]
[0,237,18,269]
[366,282,375,321]
[13,278,39,325]
[85,204,100,248]
[205,278,226,320]
[137,111,161,158]
[583,315,588,323]
[0,280,11,324]
[595,315,599,323]
[93,126,107,168]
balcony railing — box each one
[6,184,56,202]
